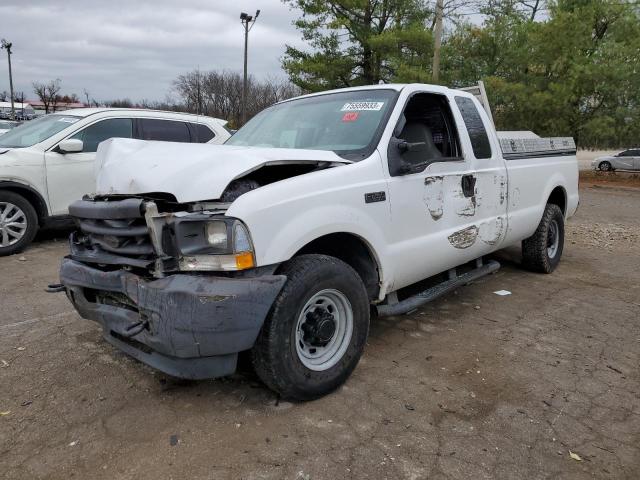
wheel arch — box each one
[0,181,49,224]
[598,160,612,170]
[547,185,567,216]
[291,232,381,301]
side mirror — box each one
[388,137,423,176]
[58,138,84,154]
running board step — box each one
[376,260,500,317]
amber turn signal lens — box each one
[235,251,255,270]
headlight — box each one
[173,217,255,271]
[206,222,228,247]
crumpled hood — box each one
[95,138,350,203]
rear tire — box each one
[0,191,38,257]
[251,254,370,401]
[521,203,564,274]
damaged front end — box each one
[60,196,286,379]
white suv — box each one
[0,108,230,255]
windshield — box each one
[226,89,397,158]
[0,114,81,148]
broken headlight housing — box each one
[172,217,255,271]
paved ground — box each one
[1,184,639,480]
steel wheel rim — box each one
[547,219,559,258]
[0,202,27,247]
[295,288,353,372]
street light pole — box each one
[240,10,260,125]
[1,39,15,120]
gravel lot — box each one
[1,184,639,480]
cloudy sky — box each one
[0,0,304,102]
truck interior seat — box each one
[399,122,442,165]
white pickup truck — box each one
[57,84,578,400]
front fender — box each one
[0,179,50,217]
[226,154,393,290]
[264,204,386,269]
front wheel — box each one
[0,191,38,257]
[521,203,565,273]
[251,254,370,400]
[598,161,612,171]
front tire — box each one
[599,161,612,171]
[0,191,38,257]
[521,203,565,273]
[251,254,370,401]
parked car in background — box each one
[0,120,20,136]
[0,108,230,255]
[592,149,640,171]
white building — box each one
[0,101,35,119]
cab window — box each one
[139,119,191,143]
[71,118,133,152]
[454,96,492,159]
[620,150,639,157]
[388,92,461,176]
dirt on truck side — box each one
[1,184,639,480]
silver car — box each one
[592,149,640,171]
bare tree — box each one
[174,70,301,127]
[104,98,135,108]
[32,79,62,113]
[59,93,80,104]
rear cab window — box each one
[454,96,492,159]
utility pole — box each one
[240,9,260,125]
[432,0,444,84]
[1,39,15,120]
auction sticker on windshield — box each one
[341,102,385,111]
[58,118,80,123]
[342,112,359,122]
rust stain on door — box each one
[448,225,479,249]
[423,176,444,220]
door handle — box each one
[461,174,476,198]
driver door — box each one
[614,150,635,170]
[45,117,133,215]
[385,92,499,291]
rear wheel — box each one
[598,161,612,171]
[251,254,370,400]
[0,191,38,257]
[521,203,564,273]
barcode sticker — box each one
[341,102,384,111]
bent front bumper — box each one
[60,258,286,379]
